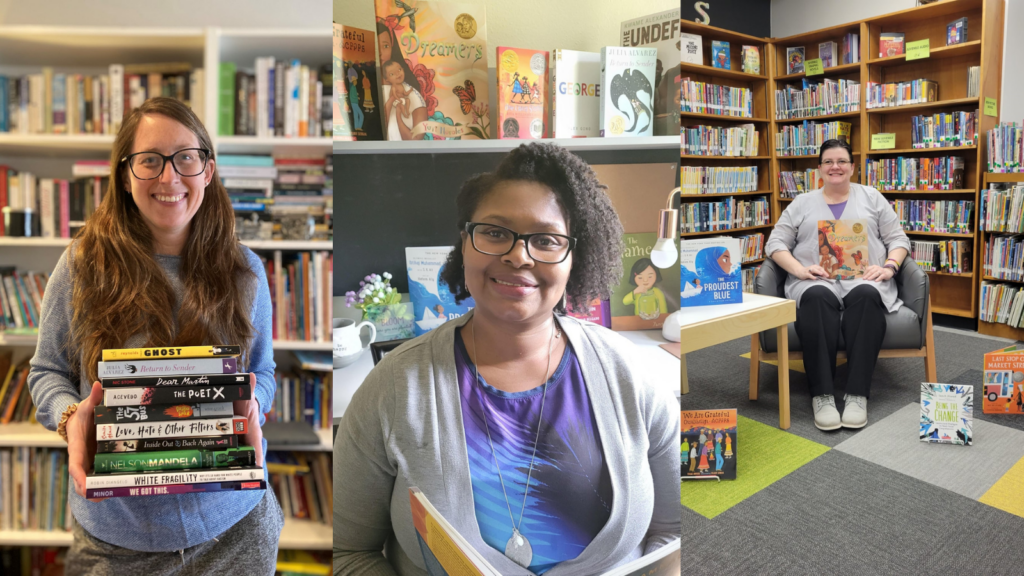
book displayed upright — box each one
[599,46,657,137]
[550,49,601,138]
[817,220,869,280]
[610,233,680,330]
[879,32,906,57]
[333,23,354,141]
[947,18,968,45]
[819,41,837,68]
[680,32,703,65]
[405,247,475,336]
[339,24,384,141]
[711,41,730,70]
[919,383,973,445]
[620,7,680,135]
[680,237,742,307]
[786,47,805,74]
[982,345,1024,414]
[496,46,548,139]
[681,409,737,479]
[741,46,760,75]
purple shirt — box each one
[828,200,847,219]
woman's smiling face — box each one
[820,146,854,186]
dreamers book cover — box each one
[680,237,742,307]
[682,409,737,480]
[374,0,489,140]
[818,220,869,280]
[496,46,548,139]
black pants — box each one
[795,285,887,398]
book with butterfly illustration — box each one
[339,24,384,140]
[599,46,657,138]
[496,46,548,139]
[374,0,490,140]
[817,220,869,280]
[681,410,737,480]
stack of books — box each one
[84,345,264,499]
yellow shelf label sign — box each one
[871,133,896,150]
[805,58,824,76]
[906,39,930,61]
[984,97,998,117]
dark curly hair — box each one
[440,142,625,314]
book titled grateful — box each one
[496,46,548,139]
[339,24,384,141]
[374,0,489,140]
[920,383,973,445]
[680,237,742,307]
[681,409,737,480]
[599,47,657,137]
[817,220,869,280]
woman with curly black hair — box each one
[334,143,680,576]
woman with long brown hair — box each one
[27,97,282,574]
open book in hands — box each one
[409,487,681,576]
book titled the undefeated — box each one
[496,46,549,139]
[94,402,233,424]
[681,409,737,480]
[920,383,973,445]
[817,220,869,280]
[101,373,250,389]
[96,435,238,454]
[680,237,743,307]
[599,47,657,138]
[96,416,247,441]
[101,345,241,361]
[409,487,681,576]
[620,7,680,136]
[84,464,264,489]
[86,479,265,499]
[98,357,237,378]
[982,345,1024,414]
[551,49,602,138]
[103,384,251,406]
[94,446,256,473]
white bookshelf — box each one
[334,135,680,154]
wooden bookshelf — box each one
[978,171,1024,340]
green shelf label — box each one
[805,58,824,76]
[871,133,896,150]
[984,97,998,117]
[906,39,930,61]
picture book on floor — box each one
[920,383,973,445]
[410,486,682,576]
[406,246,475,336]
[681,409,737,480]
[496,46,548,139]
[711,41,730,70]
[620,7,680,136]
[599,46,657,137]
[982,345,1024,414]
[817,220,869,280]
[373,0,489,140]
[610,233,680,330]
[551,49,601,138]
[680,32,702,65]
[339,24,384,140]
[680,237,742,307]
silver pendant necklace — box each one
[471,317,559,570]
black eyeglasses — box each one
[465,222,576,264]
[120,148,211,180]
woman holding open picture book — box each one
[26,97,283,575]
[333,143,680,575]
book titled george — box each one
[550,49,602,138]
[101,373,250,389]
[98,357,237,377]
[96,416,247,441]
[920,383,973,445]
[620,8,681,136]
[94,402,233,424]
[103,384,251,406]
[86,479,266,499]
[818,220,869,280]
[96,435,238,454]
[94,446,257,473]
[101,345,241,361]
[409,487,680,576]
[84,464,264,489]
[682,409,737,480]
[982,345,1024,414]
[496,46,548,139]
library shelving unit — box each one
[977,171,1024,341]
[678,22,774,285]
[0,25,332,550]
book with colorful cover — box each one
[406,247,475,336]
[982,345,1024,414]
[819,41,837,68]
[947,18,968,46]
[565,298,611,328]
[680,237,742,307]
[879,32,905,57]
[786,46,805,74]
[920,383,973,445]
[333,23,354,141]
[496,46,548,139]
[620,7,680,136]
[741,45,760,74]
[101,345,240,361]
[340,24,384,141]
[681,409,737,480]
[550,49,601,138]
[610,233,680,330]
[711,41,730,70]
[599,47,657,137]
[680,32,703,65]
[817,220,869,280]
[374,0,489,140]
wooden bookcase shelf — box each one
[978,171,1024,340]
[679,112,770,123]
[681,224,774,238]
[775,111,861,124]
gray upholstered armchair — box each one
[749,256,937,391]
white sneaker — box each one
[812,394,841,431]
[842,394,868,429]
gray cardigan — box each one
[332,311,680,576]
[764,184,912,312]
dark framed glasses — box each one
[121,148,211,180]
[465,222,576,264]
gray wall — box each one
[0,0,329,27]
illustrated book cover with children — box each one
[711,41,730,70]
[610,233,680,330]
[982,345,1024,414]
[374,0,489,140]
[599,47,657,138]
[920,383,973,445]
[406,246,475,336]
[496,46,548,139]
[681,409,737,480]
[339,24,384,140]
[817,220,869,280]
[680,237,742,307]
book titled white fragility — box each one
[85,465,264,489]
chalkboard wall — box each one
[682,0,772,39]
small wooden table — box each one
[680,293,797,429]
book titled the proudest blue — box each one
[406,247,475,336]
[680,237,743,307]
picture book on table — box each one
[610,233,680,330]
[786,47,805,74]
[339,24,384,141]
[620,7,681,136]
[496,46,548,139]
[334,24,354,141]
[817,220,869,280]
[741,45,760,75]
[920,383,973,445]
[982,345,1024,414]
[680,237,742,307]
[373,0,489,140]
[599,47,657,138]
[681,409,737,480]
[551,49,601,138]
[711,41,730,70]
[406,246,475,336]
[680,32,703,65]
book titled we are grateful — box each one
[920,383,972,445]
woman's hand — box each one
[233,373,264,467]
[67,382,106,502]
[863,265,895,282]
[796,265,829,280]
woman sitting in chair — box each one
[764,139,911,431]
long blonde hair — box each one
[70,97,256,383]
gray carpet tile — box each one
[834,402,1024,500]
[681,450,1024,575]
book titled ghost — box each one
[681,238,743,307]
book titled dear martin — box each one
[98,357,237,378]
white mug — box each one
[334,318,377,368]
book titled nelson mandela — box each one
[98,357,237,378]
[101,373,250,389]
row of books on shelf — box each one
[680,124,759,157]
[0,162,110,238]
[888,199,973,234]
[979,282,1024,328]
[741,267,758,293]
[224,154,332,243]
[261,251,333,344]
[783,35,860,75]
[910,110,978,149]
[0,63,201,136]
[267,368,332,431]
[982,235,1023,282]
[0,269,45,334]
[219,58,330,139]
[680,197,770,234]
[778,169,824,197]
[267,451,331,526]
[679,80,754,118]
[774,78,860,120]
[865,156,965,191]
[774,121,851,157]
[0,354,35,425]
[865,79,938,110]
[987,122,1023,173]
[0,447,70,533]
[910,239,972,275]
[979,185,1024,233]
[679,166,758,195]
[736,233,764,263]
[681,35,761,74]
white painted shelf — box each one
[0,238,332,251]
[334,135,680,154]
[0,529,73,547]
[0,422,64,447]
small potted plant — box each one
[345,273,415,341]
